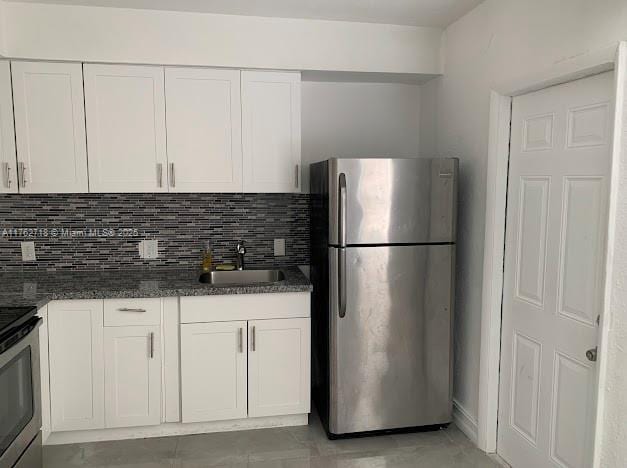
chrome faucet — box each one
[236,240,246,270]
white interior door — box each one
[498,72,612,468]
[180,321,247,423]
[104,325,161,428]
[12,61,88,193]
[248,318,310,417]
[84,64,167,192]
[165,67,242,192]
[241,71,301,193]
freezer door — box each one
[327,158,458,245]
[328,244,454,434]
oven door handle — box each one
[0,317,42,357]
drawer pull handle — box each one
[117,308,147,313]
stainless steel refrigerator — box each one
[310,158,458,437]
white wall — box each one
[3,2,441,74]
[0,2,7,56]
[598,43,627,468]
[425,0,627,436]
[301,80,422,190]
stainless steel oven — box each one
[0,314,42,468]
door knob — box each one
[586,347,598,362]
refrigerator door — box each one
[328,244,454,435]
[327,158,458,245]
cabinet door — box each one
[165,67,242,192]
[180,321,247,422]
[11,61,88,193]
[48,300,104,431]
[248,318,310,417]
[241,71,301,193]
[104,326,161,428]
[84,64,167,192]
[0,61,17,193]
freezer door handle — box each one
[338,173,347,247]
[338,248,347,318]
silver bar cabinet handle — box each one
[157,163,163,188]
[117,308,147,313]
[169,163,175,188]
[2,162,10,188]
[251,326,256,351]
[19,162,27,187]
[338,173,347,318]
[295,164,299,189]
[149,332,154,359]
[238,327,243,353]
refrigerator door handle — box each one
[338,173,347,247]
[338,247,346,318]
[338,172,347,318]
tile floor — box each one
[43,411,505,467]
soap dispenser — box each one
[201,241,213,272]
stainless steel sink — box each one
[198,269,285,285]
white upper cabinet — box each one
[165,67,243,192]
[12,61,88,193]
[241,71,301,193]
[0,61,17,193]
[84,64,167,192]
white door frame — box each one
[476,42,624,467]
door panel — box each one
[328,244,454,434]
[550,352,594,468]
[515,176,550,307]
[248,318,310,417]
[498,72,611,468]
[48,300,104,431]
[327,158,458,245]
[12,61,88,193]
[180,322,247,422]
[165,67,243,192]
[84,64,167,192]
[510,332,541,445]
[104,326,161,428]
[558,177,605,326]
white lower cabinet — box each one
[248,318,310,417]
[43,293,310,441]
[47,299,163,433]
[179,314,310,423]
[180,321,248,423]
[48,300,105,432]
[104,326,162,428]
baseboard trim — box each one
[44,413,308,445]
[453,399,479,445]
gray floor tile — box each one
[44,409,498,468]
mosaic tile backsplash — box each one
[0,193,310,271]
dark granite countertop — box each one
[0,266,312,309]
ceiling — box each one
[6,0,484,27]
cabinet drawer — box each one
[180,292,310,323]
[104,298,161,326]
